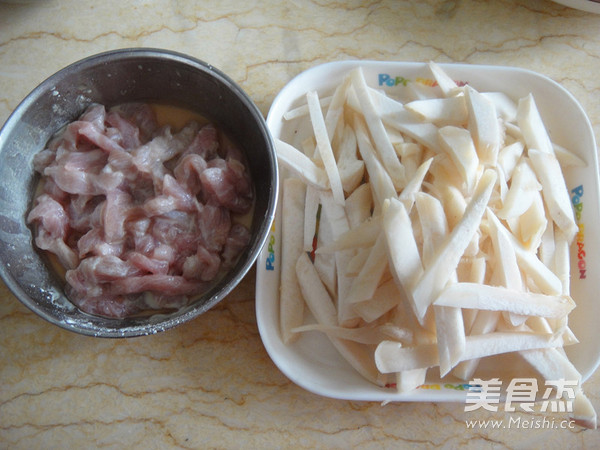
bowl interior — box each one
[0,49,278,337]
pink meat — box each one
[77,228,123,258]
[183,123,219,160]
[182,246,221,281]
[43,164,100,196]
[28,194,69,239]
[78,121,127,156]
[173,154,207,196]
[131,123,200,188]
[106,110,141,149]
[65,255,140,300]
[200,158,253,214]
[68,195,104,233]
[28,103,254,319]
[80,104,107,130]
[134,233,157,255]
[71,294,143,318]
[197,204,231,253]
[56,149,107,173]
[127,252,170,275]
[33,149,57,173]
[110,274,204,296]
[36,232,79,270]
[70,254,140,283]
[161,175,196,211]
[150,212,204,273]
[222,223,251,268]
[143,175,197,216]
[150,244,176,264]
[40,178,68,202]
[115,103,159,143]
[103,189,133,241]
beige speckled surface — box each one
[1,0,600,447]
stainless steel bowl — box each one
[0,48,278,337]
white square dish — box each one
[255,60,600,402]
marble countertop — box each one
[1,0,600,447]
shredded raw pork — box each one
[28,103,253,318]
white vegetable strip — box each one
[519,348,597,429]
[283,95,333,121]
[553,228,571,295]
[375,331,564,374]
[350,67,406,189]
[316,215,382,254]
[274,138,329,189]
[481,92,518,122]
[517,93,554,155]
[344,182,373,228]
[324,75,351,142]
[528,148,578,241]
[337,251,359,328]
[307,90,346,205]
[452,310,500,381]
[487,211,563,295]
[434,305,466,377]
[385,121,442,154]
[433,283,575,318]
[411,169,497,323]
[415,192,449,267]
[313,207,336,296]
[487,206,527,326]
[346,232,388,304]
[318,190,350,240]
[497,141,524,181]
[295,252,382,385]
[280,178,307,344]
[438,125,479,191]
[405,97,467,125]
[487,208,522,290]
[517,248,563,296]
[518,191,546,250]
[465,85,501,165]
[367,87,422,124]
[352,278,402,323]
[376,342,438,374]
[521,347,581,382]
[396,368,427,394]
[572,392,598,430]
[437,184,466,231]
[428,61,460,97]
[383,198,424,319]
[553,142,587,168]
[496,157,541,219]
[397,157,433,212]
[345,247,370,277]
[303,185,320,252]
[295,252,337,325]
[352,114,398,207]
[318,190,356,325]
[337,124,364,193]
[395,142,422,181]
[539,218,556,268]
[291,322,412,345]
